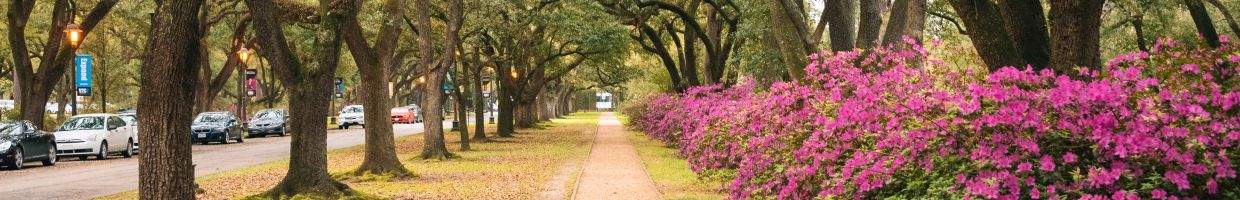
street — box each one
[0,123,440,199]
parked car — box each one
[191,112,244,144]
[337,105,364,129]
[53,113,137,160]
[0,121,57,170]
[117,112,140,152]
[390,107,419,124]
[248,109,287,137]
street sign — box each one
[75,54,93,96]
[334,78,344,98]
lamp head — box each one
[64,23,84,50]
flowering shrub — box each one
[628,37,1240,199]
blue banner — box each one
[74,54,93,88]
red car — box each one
[391,107,418,124]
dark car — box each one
[191,112,244,145]
[1,121,57,170]
[248,109,287,137]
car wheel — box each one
[42,146,57,166]
[341,124,349,129]
[199,141,208,145]
[279,131,286,137]
[78,156,88,160]
[122,139,134,158]
[3,147,23,170]
[97,141,109,160]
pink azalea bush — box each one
[624,37,1240,199]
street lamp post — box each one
[65,23,84,116]
[236,46,253,124]
[483,75,494,124]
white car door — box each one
[108,116,125,150]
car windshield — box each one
[0,124,19,136]
[119,115,137,125]
[194,114,230,124]
[255,110,283,119]
[342,107,362,114]
[58,116,106,131]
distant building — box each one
[595,92,613,110]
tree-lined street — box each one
[0,123,438,199]
[1,0,1238,199]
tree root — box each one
[418,150,457,160]
[259,177,352,199]
[346,164,414,181]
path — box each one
[0,122,449,199]
[573,112,661,200]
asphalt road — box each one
[0,122,439,199]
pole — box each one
[69,60,78,116]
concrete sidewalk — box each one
[572,112,661,200]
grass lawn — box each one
[98,112,599,200]
[624,122,727,199]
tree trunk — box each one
[1185,0,1221,48]
[8,0,118,129]
[268,75,351,196]
[637,24,683,91]
[769,0,816,80]
[418,66,452,159]
[497,87,515,137]
[55,87,67,120]
[452,64,469,150]
[1133,14,1149,52]
[340,0,407,176]
[1203,0,1240,36]
[881,0,927,48]
[662,23,700,88]
[515,100,535,128]
[538,92,550,121]
[470,49,488,142]
[193,18,250,115]
[997,0,1051,70]
[826,0,857,51]
[413,0,461,160]
[497,62,515,137]
[246,0,353,196]
[856,0,885,49]
[950,0,1025,70]
[1047,0,1105,75]
[137,0,204,199]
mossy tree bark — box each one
[997,0,1051,70]
[856,0,886,49]
[1047,0,1105,75]
[137,0,204,199]
[1184,0,1221,48]
[413,0,462,160]
[6,0,118,129]
[881,0,927,48]
[340,0,409,176]
[245,0,355,196]
[470,46,489,142]
[949,0,1025,70]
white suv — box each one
[53,113,137,160]
[337,105,364,129]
